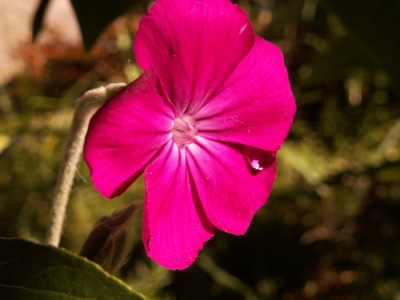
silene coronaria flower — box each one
[84,0,296,269]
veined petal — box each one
[195,37,296,151]
[84,70,175,198]
[143,140,214,270]
[186,138,276,235]
[134,0,254,115]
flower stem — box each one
[46,83,126,247]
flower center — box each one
[172,115,198,148]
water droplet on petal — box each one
[251,159,264,170]
[243,145,276,171]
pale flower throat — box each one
[172,115,198,147]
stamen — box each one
[172,115,198,147]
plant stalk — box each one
[46,83,126,247]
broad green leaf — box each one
[0,238,146,300]
[322,0,400,95]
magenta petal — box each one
[134,0,254,115]
[84,70,175,198]
[186,138,276,234]
[195,37,296,151]
[143,140,214,270]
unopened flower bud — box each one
[80,201,142,274]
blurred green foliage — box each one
[2,0,400,299]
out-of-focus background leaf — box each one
[0,238,146,299]
[1,0,400,299]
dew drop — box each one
[243,145,276,171]
[251,160,264,171]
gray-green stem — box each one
[46,83,126,247]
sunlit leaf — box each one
[0,238,146,300]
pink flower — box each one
[84,0,296,270]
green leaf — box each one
[0,238,146,300]
[70,0,139,50]
[322,0,400,95]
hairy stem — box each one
[46,83,126,247]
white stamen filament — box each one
[172,115,198,147]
